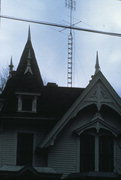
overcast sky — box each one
[1,0,121,95]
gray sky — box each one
[1,0,121,95]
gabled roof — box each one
[0,85,84,119]
[40,70,121,148]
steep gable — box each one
[40,70,121,148]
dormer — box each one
[16,92,40,113]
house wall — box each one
[48,125,79,176]
[0,122,48,167]
[48,109,94,176]
[48,106,121,177]
[0,130,16,166]
[1,106,121,177]
[114,136,121,174]
[101,106,121,174]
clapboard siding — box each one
[48,109,121,177]
[48,117,84,177]
[48,128,78,177]
[101,108,121,174]
[48,111,95,176]
[15,127,47,167]
[0,130,16,166]
[114,139,121,174]
[0,125,48,167]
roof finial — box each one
[95,51,101,74]
[28,25,31,41]
[9,56,14,78]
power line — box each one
[1,15,121,37]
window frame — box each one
[16,92,40,113]
[80,129,114,172]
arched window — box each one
[80,129,114,172]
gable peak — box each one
[95,51,101,74]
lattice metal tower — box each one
[0,0,1,25]
[65,0,76,87]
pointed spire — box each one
[95,51,101,74]
[9,56,14,78]
[9,56,14,71]
[28,25,31,41]
[16,27,44,86]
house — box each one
[0,28,121,180]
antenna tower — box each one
[65,0,76,87]
[0,0,1,25]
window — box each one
[80,134,95,172]
[80,130,114,172]
[16,92,40,112]
[99,135,113,171]
[22,96,33,111]
[17,133,33,166]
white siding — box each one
[48,126,79,177]
[0,124,48,167]
[0,130,16,166]
[48,113,91,177]
[114,139,121,174]
[48,109,121,177]
[34,129,48,167]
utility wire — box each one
[1,14,121,37]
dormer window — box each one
[16,92,40,113]
[22,96,34,111]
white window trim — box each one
[32,96,37,112]
[18,95,22,112]
[17,94,39,113]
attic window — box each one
[16,92,40,113]
[22,96,33,111]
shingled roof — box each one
[0,85,84,119]
[0,28,84,123]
